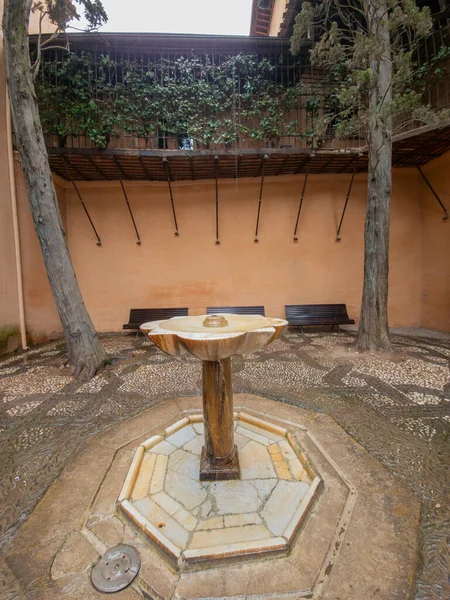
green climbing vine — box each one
[35,51,322,149]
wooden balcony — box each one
[48,120,450,182]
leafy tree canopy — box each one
[32,0,107,32]
[290,0,448,142]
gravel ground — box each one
[0,328,449,600]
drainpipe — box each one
[5,85,28,350]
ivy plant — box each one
[35,51,308,149]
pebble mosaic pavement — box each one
[0,328,449,599]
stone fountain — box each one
[117,313,323,570]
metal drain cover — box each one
[91,544,140,593]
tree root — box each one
[354,332,393,354]
[72,354,111,381]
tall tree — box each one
[3,0,109,378]
[291,0,442,352]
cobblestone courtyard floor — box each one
[0,328,449,599]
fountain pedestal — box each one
[200,358,240,480]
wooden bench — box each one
[206,306,265,316]
[285,304,355,332]
[123,307,189,331]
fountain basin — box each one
[141,315,287,361]
[118,412,322,570]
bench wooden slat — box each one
[285,304,355,328]
[123,307,188,330]
[206,306,265,316]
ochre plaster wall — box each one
[0,0,57,350]
[59,170,422,333]
[28,7,57,35]
[269,0,288,36]
[0,0,56,35]
[0,11,20,349]
[421,151,450,333]
[14,158,64,343]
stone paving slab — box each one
[4,395,420,599]
[116,411,322,569]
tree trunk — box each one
[355,0,393,353]
[3,1,109,379]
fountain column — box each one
[200,357,240,481]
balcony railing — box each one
[31,21,450,155]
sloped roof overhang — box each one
[28,31,292,55]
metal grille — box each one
[30,33,362,152]
[29,23,450,161]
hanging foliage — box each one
[34,51,323,149]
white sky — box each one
[72,0,254,36]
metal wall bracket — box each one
[62,155,102,245]
[254,154,269,243]
[336,164,357,241]
[162,157,180,236]
[119,179,141,245]
[70,180,102,246]
[417,166,449,221]
[293,159,311,241]
[214,156,220,245]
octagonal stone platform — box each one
[118,413,321,569]
[3,394,421,600]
